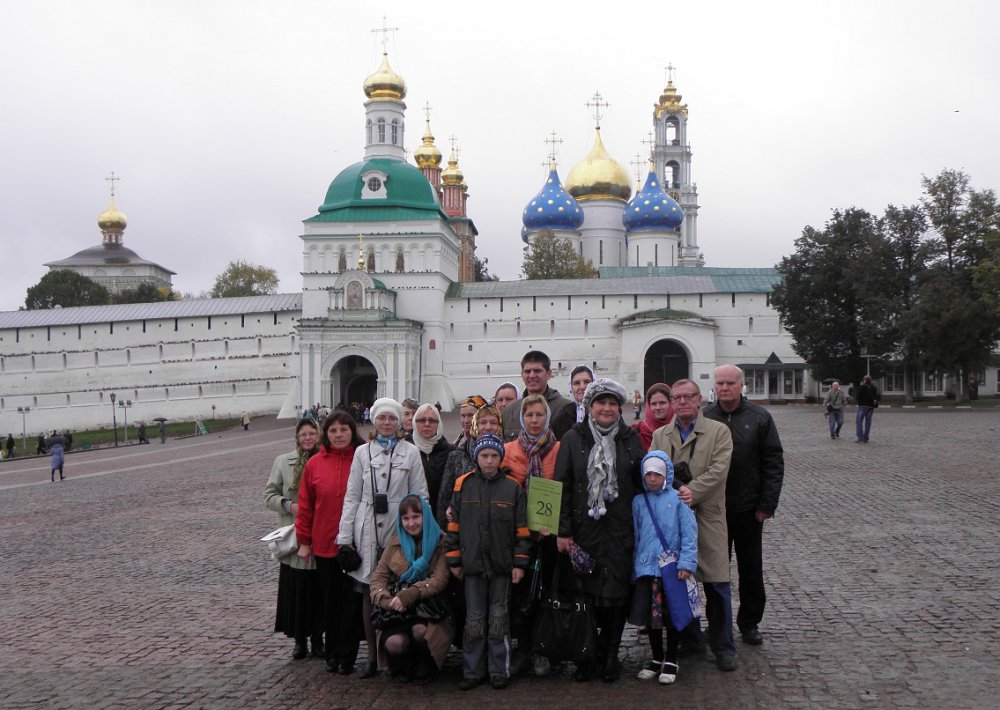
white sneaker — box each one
[658,662,678,685]
[532,654,551,677]
[636,660,661,680]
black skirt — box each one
[274,562,321,640]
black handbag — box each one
[531,554,597,664]
[370,580,450,630]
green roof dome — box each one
[308,159,446,223]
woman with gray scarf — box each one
[554,378,644,682]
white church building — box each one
[3,53,977,434]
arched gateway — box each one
[331,355,377,407]
[643,339,689,393]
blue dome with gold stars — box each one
[623,170,683,232]
[522,166,584,242]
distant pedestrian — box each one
[968,375,979,401]
[855,376,878,444]
[822,382,846,439]
[241,412,251,431]
[5,434,14,459]
[47,431,66,481]
[137,423,149,444]
[159,421,167,444]
[36,434,47,455]
[64,431,73,451]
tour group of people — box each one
[263,350,785,691]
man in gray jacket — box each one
[500,350,574,441]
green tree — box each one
[521,231,597,280]
[902,170,1000,398]
[771,208,896,387]
[210,261,279,298]
[474,254,497,282]
[25,270,110,309]
[112,283,179,304]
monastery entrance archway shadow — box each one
[643,339,689,392]
[331,355,377,408]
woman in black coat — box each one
[408,403,455,514]
[555,378,643,682]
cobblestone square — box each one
[2,406,998,708]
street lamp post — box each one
[119,400,132,444]
[110,393,119,448]
[211,404,216,419]
[17,406,30,451]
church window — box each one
[567,296,572,310]
[367,177,382,192]
[550,320,555,334]
[665,118,679,145]
[174,318,178,331]
[748,317,754,333]
[698,294,703,308]
[207,317,212,330]
[377,118,386,143]
[500,298,504,313]
[601,295,605,309]
[391,119,399,145]
[486,365,491,374]
[667,294,671,309]
[516,321,521,335]
[429,339,436,350]
[467,299,471,313]
[532,297,537,312]
[732,293,737,307]
[666,161,680,189]
[584,319,589,335]
[367,119,373,144]
[634,295,638,309]
[468,345,473,352]
[766,293,771,307]
[450,323,454,335]
[654,244,659,266]
[338,247,347,272]
[599,240,604,265]
[483,323,488,335]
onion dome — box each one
[441,147,465,186]
[623,169,683,232]
[413,118,442,169]
[564,128,632,202]
[522,164,583,233]
[363,53,406,102]
[97,197,127,233]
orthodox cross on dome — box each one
[585,90,609,128]
[105,171,120,198]
[544,130,564,165]
[371,16,399,53]
[665,63,675,83]
[629,152,644,186]
[357,233,366,270]
[423,101,433,121]
[641,131,656,161]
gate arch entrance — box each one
[331,355,377,408]
[643,339,689,393]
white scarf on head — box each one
[585,416,620,520]
[411,404,442,455]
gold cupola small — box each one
[363,52,407,102]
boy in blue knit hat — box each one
[445,433,532,691]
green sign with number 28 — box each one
[526,477,562,533]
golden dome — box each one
[363,52,406,102]
[564,128,632,202]
[441,147,465,187]
[97,197,127,232]
[413,118,442,169]
[654,79,688,119]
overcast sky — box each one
[1,1,997,311]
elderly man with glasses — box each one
[650,379,737,671]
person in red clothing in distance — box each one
[296,410,366,675]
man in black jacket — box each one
[704,364,784,647]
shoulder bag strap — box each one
[641,492,671,554]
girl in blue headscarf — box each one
[369,495,454,683]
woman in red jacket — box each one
[296,410,365,674]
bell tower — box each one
[653,65,702,266]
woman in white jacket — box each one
[337,397,428,678]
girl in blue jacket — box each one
[630,450,698,685]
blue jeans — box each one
[855,406,874,442]
[463,574,511,680]
[827,409,844,438]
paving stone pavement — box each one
[1,406,998,708]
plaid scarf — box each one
[516,427,556,485]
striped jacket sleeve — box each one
[512,484,532,569]
[444,472,470,568]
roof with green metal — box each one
[448,267,781,298]
[306,158,448,223]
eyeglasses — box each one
[415,418,439,425]
[670,393,700,402]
